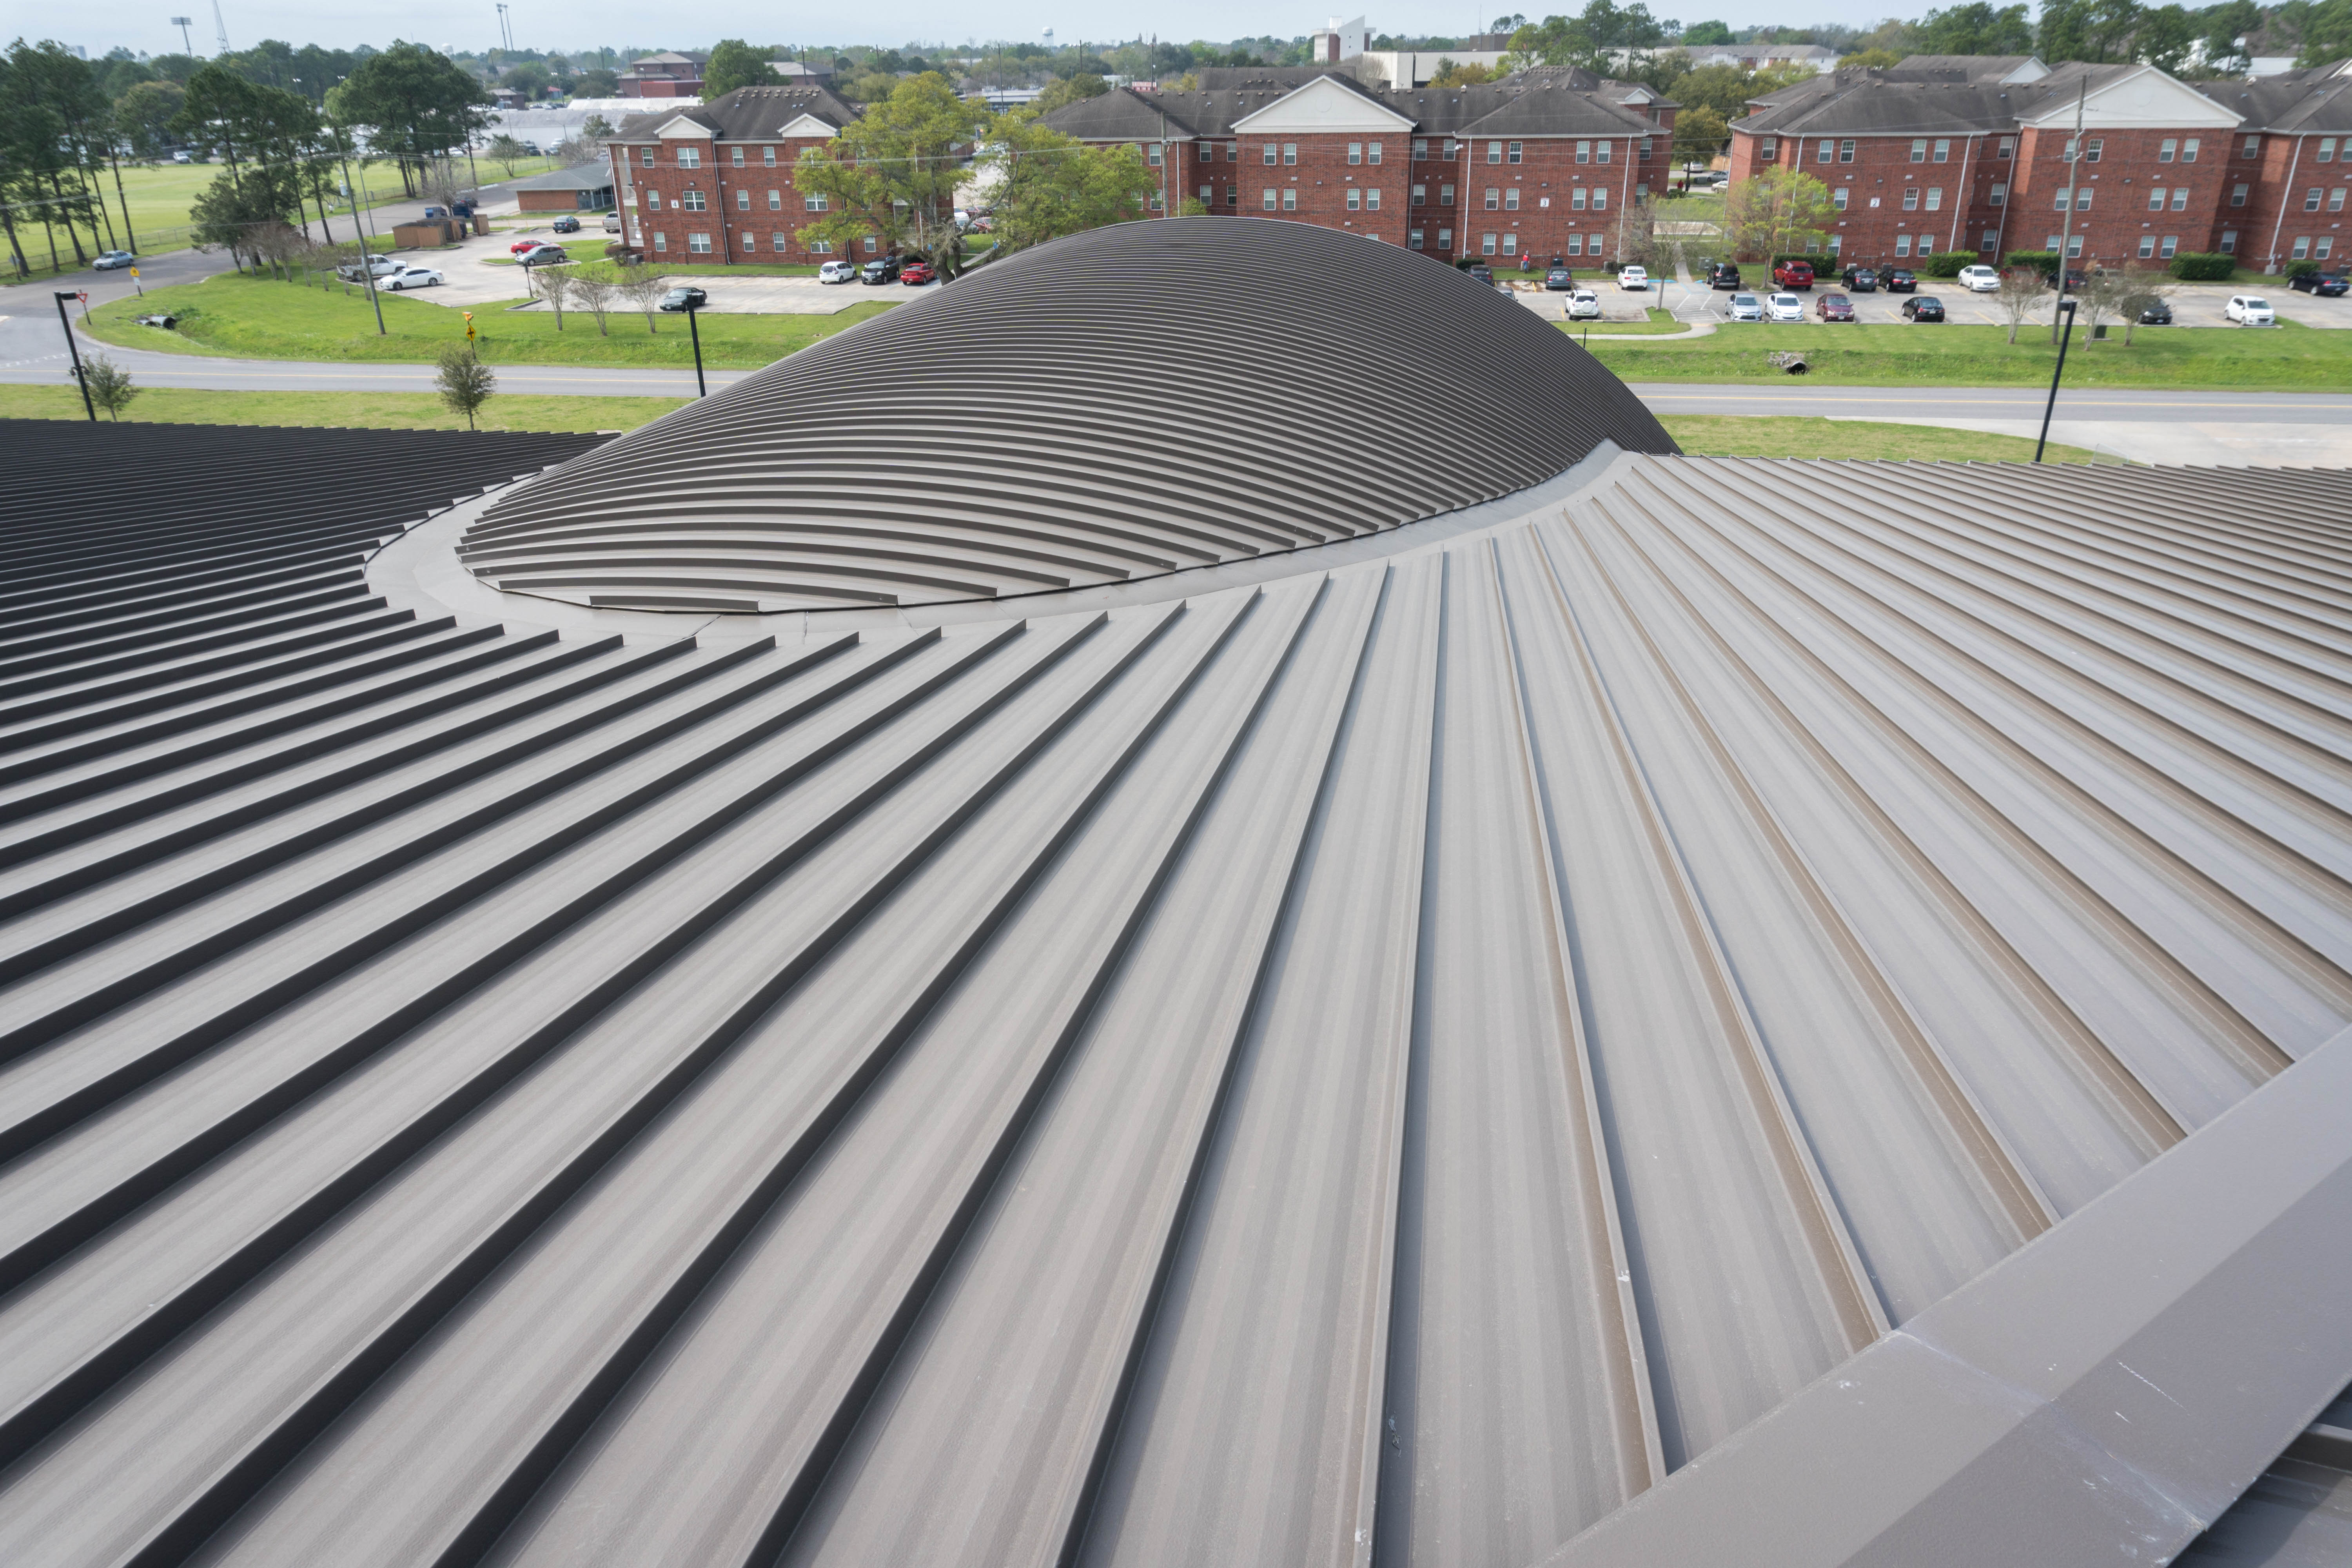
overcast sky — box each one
[54,2,1908,64]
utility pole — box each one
[2052,75,2084,344]
[337,127,388,335]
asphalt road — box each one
[1625,383,2352,425]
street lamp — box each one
[171,16,194,54]
[53,292,94,422]
[683,298,706,397]
[2035,299,2078,464]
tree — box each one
[617,266,667,331]
[1682,19,1735,42]
[502,62,554,101]
[1431,59,1501,84]
[1840,47,1909,67]
[81,353,139,420]
[2074,265,2129,337]
[572,268,615,334]
[1030,73,1111,116]
[329,43,491,198]
[1671,104,1730,168]
[576,65,621,94]
[979,116,1150,258]
[703,40,781,99]
[488,133,528,175]
[2037,0,2147,62]
[533,261,572,329]
[1722,166,1836,260]
[1914,2,2038,55]
[434,345,495,429]
[2117,276,2170,343]
[1995,264,2048,343]
[116,80,188,161]
[797,74,993,266]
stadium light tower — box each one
[170,16,194,54]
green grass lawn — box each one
[1661,414,2106,463]
[0,383,687,432]
[1577,318,2352,388]
[1570,307,1693,336]
[85,271,897,370]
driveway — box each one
[397,224,907,315]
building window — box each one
[2322,137,2340,163]
[1841,139,1855,162]
[1482,232,1497,254]
[1904,187,1920,210]
[1348,187,1362,209]
[1349,142,1363,164]
[677,148,700,167]
[808,236,828,253]
[1488,140,1503,163]
[2182,138,2200,162]
[1997,136,2014,158]
[2221,229,2238,252]
[2335,188,2348,212]
[1575,140,1591,163]
[640,147,654,166]
[1226,185,1237,204]
[1504,187,1520,209]
[804,192,828,211]
[1410,228,1424,247]
[2067,234,2083,258]
[2054,187,2070,210]
[1412,182,1426,204]
[1508,141,1523,163]
[864,235,878,253]
[1199,183,1211,203]
[731,189,746,210]
[2294,235,2312,259]
[1572,188,1586,210]
[740,233,755,251]
[644,191,661,210]
[688,232,711,252]
[2321,236,2336,258]
[1832,187,1848,209]
[1592,188,1607,210]
[1146,143,1162,166]
[2076,188,2092,210]
[1819,138,1835,162]
[1369,141,1383,164]
[2149,187,2166,210]
[1828,233,1842,253]
[1896,234,1912,256]
[653,231,668,250]
[2172,187,2190,211]
[1596,140,1611,163]
[1443,138,1457,158]
[1440,183,1455,206]
[2308,187,2326,211]
[771,231,786,249]
[1502,233,1518,254]
[1636,182,1647,198]
[1485,187,1500,209]
[1263,143,1276,165]
[1639,138,1651,160]
[1760,136,1777,161]
[763,145,777,166]
[1263,188,1277,210]
[1934,138,1951,162]
[2159,139,2178,163]
[1926,187,1943,210]
[1911,138,1927,162]
[2083,138,2102,163]
[1414,138,1428,160]
[1566,234,1583,254]
[1282,188,1297,210]
[728,146,743,167]
[1367,187,1381,210]
[2243,135,2261,158]
[1438,226,1452,247]
[1283,143,1298,165]
[2233,182,2250,206]
[2045,233,2062,249]
[682,190,706,211]
[2154,234,2176,258]
[2139,235,2157,258]
[1989,182,2006,207]
[1982,229,1998,250]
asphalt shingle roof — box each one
[612,84,862,141]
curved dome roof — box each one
[458,218,1678,613]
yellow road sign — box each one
[463,310,476,341]
[128,267,139,278]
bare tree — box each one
[2074,266,2129,340]
[617,266,666,333]
[536,263,573,330]
[434,345,496,430]
[571,268,615,335]
[1995,266,2048,345]
[2117,274,2172,346]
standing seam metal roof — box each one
[0,411,2347,1564]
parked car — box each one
[1840,265,1878,293]
[337,254,403,282]
[2225,294,2276,324]
[899,260,936,285]
[1772,258,1815,289]
[818,259,859,284]
[92,250,136,270]
[1728,292,1766,321]
[510,237,547,254]
[1957,263,2002,292]
[1706,260,1741,290]
[658,285,709,312]
[550,216,581,233]
[2137,298,2174,325]
[1565,289,1602,319]
[1884,268,1918,292]
[381,265,444,291]
[603,213,622,232]
[1901,294,1946,321]
[1618,265,1649,290]
[1816,291,1856,321]
[2290,271,2349,295]
[1465,262,1495,285]
[514,243,569,265]
[1544,265,1574,290]
[861,258,901,285]
[1767,292,1806,321]
[171,149,193,163]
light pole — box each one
[2035,299,2077,463]
[171,15,193,54]
[684,299,706,396]
[53,292,94,422]
[335,123,388,335]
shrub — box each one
[1917,250,1975,278]
[2283,258,2322,279]
[1772,252,1836,273]
[2169,251,2235,280]
[2004,249,2060,280]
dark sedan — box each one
[1840,266,1878,292]
[1544,265,1574,290]
[656,286,708,312]
[2137,298,2174,325]
[1815,291,1856,321]
[2290,271,2350,295]
[1884,268,1918,292]
[1901,294,1945,321]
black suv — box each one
[1706,260,1741,289]
[1840,265,1878,292]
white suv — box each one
[2225,294,2276,324]
[1957,264,2002,291]
[1565,290,1602,319]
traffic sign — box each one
[127,267,138,278]
[463,310,476,341]
[75,292,87,304]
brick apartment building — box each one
[1728,54,2352,273]
[606,86,868,263]
[619,51,709,98]
[1042,68,1678,265]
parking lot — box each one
[1653,271,2349,330]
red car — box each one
[899,261,936,285]
[1815,291,1855,321]
[1772,258,1815,290]
[508,238,544,254]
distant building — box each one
[621,51,710,98]
[1309,15,1370,62]
[605,85,872,263]
[506,163,618,211]
[769,60,834,85]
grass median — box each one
[83,270,895,369]
[1572,318,2352,389]
[1659,414,2105,463]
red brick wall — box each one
[2009,125,2228,271]
[1790,131,2005,266]
[1223,132,1410,243]
[611,134,878,265]
[2226,131,2352,270]
[1450,134,1650,265]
